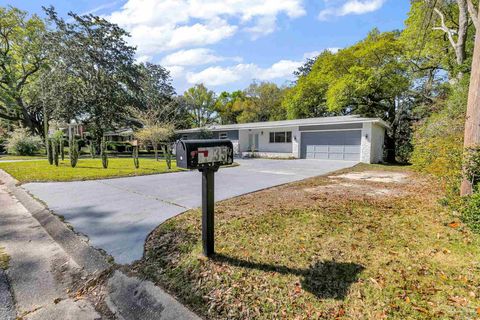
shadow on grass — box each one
[212,253,364,300]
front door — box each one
[248,133,259,151]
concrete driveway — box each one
[23,159,356,263]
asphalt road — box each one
[24,159,357,264]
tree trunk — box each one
[153,145,158,161]
[163,144,172,169]
[456,0,469,79]
[461,8,480,196]
[44,106,49,159]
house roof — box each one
[176,115,389,133]
[104,128,134,136]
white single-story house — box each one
[176,115,389,163]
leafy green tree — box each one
[181,84,217,127]
[293,56,318,78]
[283,30,410,162]
[132,63,187,127]
[238,82,286,123]
[404,1,476,80]
[0,7,47,135]
[214,91,245,124]
[43,7,139,146]
[135,124,174,161]
[283,50,340,119]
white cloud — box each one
[257,60,303,79]
[106,0,305,55]
[186,59,303,86]
[244,15,278,39]
[125,18,237,55]
[160,48,241,67]
[165,65,185,79]
[303,47,341,59]
[318,0,386,20]
[135,55,152,63]
[81,1,120,15]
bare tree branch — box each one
[433,7,457,49]
[467,0,479,30]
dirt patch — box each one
[304,182,401,197]
[304,170,411,198]
[331,171,409,183]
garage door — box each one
[301,130,361,161]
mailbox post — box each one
[176,139,234,257]
[201,166,217,256]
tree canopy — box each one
[0,7,47,135]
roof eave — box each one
[176,118,390,133]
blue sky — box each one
[2,0,409,94]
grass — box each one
[0,158,181,182]
[132,164,480,319]
[0,247,9,269]
[0,155,46,160]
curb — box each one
[106,271,201,320]
[0,170,110,274]
[0,269,15,320]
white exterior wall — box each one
[360,122,385,164]
[360,122,372,163]
[370,123,385,163]
[238,127,298,156]
[292,127,301,158]
[238,129,250,153]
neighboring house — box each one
[104,128,134,143]
[176,115,388,164]
[51,121,85,140]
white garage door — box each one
[301,130,361,161]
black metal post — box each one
[201,167,216,257]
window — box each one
[275,132,285,143]
[219,132,228,139]
[269,131,292,143]
[182,135,188,140]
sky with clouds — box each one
[2,0,409,94]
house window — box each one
[182,135,188,140]
[269,131,292,143]
[219,132,228,139]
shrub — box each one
[76,137,86,149]
[47,139,53,165]
[461,193,480,234]
[0,137,6,153]
[6,128,43,156]
[51,139,59,166]
[132,145,139,169]
[69,136,79,168]
[411,81,467,196]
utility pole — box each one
[461,8,480,196]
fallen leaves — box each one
[448,221,460,228]
[134,166,480,320]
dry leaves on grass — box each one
[132,165,480,320]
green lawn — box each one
[0,155,46,161]
[132,164,480,319]
[0,158,181,182]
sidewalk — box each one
[0,181,101,319]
